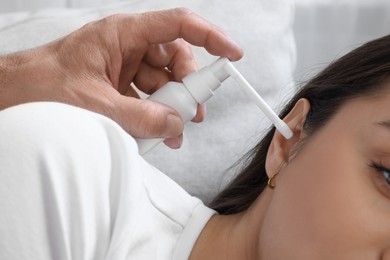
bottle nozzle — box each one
[222,60,293,140]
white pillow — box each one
[294,0,390,82]
[0,0,296,204]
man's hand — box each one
[0,8,243,149]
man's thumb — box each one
[114,96,184,139]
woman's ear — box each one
[265,98,311,178]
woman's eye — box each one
[371,162,390,186]
[383,169,390,186]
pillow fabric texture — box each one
[0,0,296,203]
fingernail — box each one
[164,114,183,138]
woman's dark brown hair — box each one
[210,34,390,214]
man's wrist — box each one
[0,51,38,110]
[0,53,20,87]
[0,54,17,109]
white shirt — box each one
[0,102,216,260]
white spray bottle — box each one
[136,58,293,155]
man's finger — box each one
[114,95,184,139]
[120,8,243,62]
[143,39,198,81]
[132,62,172,95]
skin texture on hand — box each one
[0,8,243,149]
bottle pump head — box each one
[182,57,293,140]
[182,58,230,104]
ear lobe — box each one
[265,98,311,177]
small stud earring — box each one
[267,160,286,189]
[267,172,279,189]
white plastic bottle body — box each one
[136,81,198,154]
